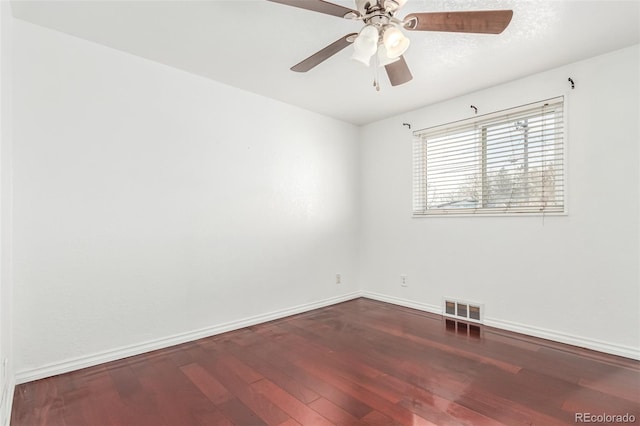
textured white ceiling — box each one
[10,0,640,125]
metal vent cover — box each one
[443,298,483,324]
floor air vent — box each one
[443,298,483,324]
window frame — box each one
[412,97,568,218]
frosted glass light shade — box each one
[377,44,400,66]
[352,49,374,66]
[351,25,379,66]
[383,26,410,58]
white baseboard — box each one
[361,291,640,361]
[484,317,640,361]
[1,376,14,426]
[15,292,361,384]
[361,291,441,315]
[14,290,639,385]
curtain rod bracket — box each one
[568,77,575,89]
[403,123,411,129]
[470,105,478,114]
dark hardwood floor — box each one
[11,298,640,425]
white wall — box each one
[360,45,640,359]
[0,2,14,424]
[12,19,360,379]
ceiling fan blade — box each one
[404,10,513,34]
[385,56,412,86]
[291,33,358,72]
[267,0,360,19]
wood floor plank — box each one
[180,362,232,405]
[57,373,93,426]
[12,378,62,426]
[361,409,407,425]
[277,418,302,426]
[217,397,268,426]
[292,354,434,425]
[225,327,375,419]
[82,367,133,426]
[251,378,334,426]
[307,397,366,425]
[218,338,322,404]
[130,358,203,426]
[206,357,291,425]
[11,298,640,426]
[217,354,264,384]
[579,373,640,404]
[191,406,234,426]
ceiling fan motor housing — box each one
[355,0,402,16]
[354,0,373,15]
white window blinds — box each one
[413,97,565,216]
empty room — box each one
[1,0,639,425]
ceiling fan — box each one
[267,0,513,89]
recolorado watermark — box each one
[575,412,636,423]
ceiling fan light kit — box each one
[267,0,513,89]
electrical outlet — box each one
[336,274,341,284]
[400,275,408,287]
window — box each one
[413,97,565,216]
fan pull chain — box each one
[373,48,381,91]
